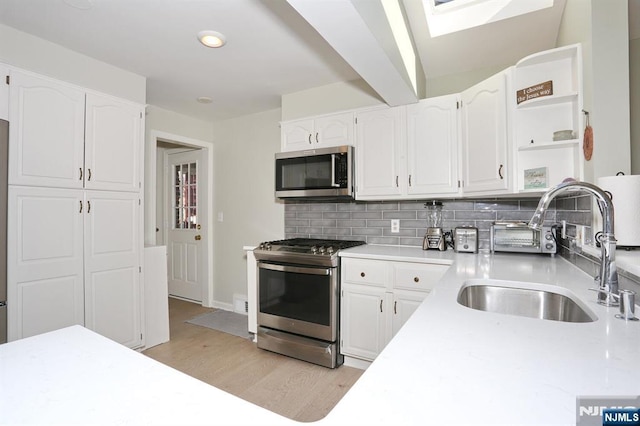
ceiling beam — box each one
[287,0,419,106]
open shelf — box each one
[518,139,579,151]
[516,92,578,109]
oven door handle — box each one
[258,262,331,276]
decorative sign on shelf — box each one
[524,167,548,190]
[516,80,553,104]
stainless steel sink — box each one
[457,280,596,323]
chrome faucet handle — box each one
[588,286,620,307]
[589,288,639,320]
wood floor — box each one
[142,298,363,422]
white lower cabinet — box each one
[340,258,448,363]
[7,186,142,348]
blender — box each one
[423,201,446,251]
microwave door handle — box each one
[330,154,339,187]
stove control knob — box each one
[318,246,326,254]
[310,246,318,254]
[265,243,272,250]
[327,246,335,254]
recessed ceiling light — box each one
[197,97,213,104]
[197,30,226,48]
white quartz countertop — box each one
[2,246,640,425]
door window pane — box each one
[173,161,198,230]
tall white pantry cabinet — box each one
[5,68,145,348]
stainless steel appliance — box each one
[454,226,478,253]
[423,201,446,251]
[490,221,557,254]
[0,119,7,343]
[275,145,354,199]
[253,238,366,368]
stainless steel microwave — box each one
[275,145,354,199]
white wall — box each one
[0,24,145,104]
[281,79,383,121]
[212,108,284,306]
[557,0,631,181]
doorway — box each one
[148,130,214,307]
[165,149,206,302]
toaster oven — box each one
[490,221,557,254]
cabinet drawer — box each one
[342,258,388,287]
[393,263,447,292]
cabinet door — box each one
[340,284,388,361]
[281,119,314,151]
[406,95,460,196]
[460,71,509,194]
[0,64,9,121]
[391,290,429,337]
[84,191,142,348]
[8,70,85,189]
[7,187,84,341]
[314,112,354,148]
[85,93,142,192]
[355,107,404,199]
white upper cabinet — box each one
[406,95,460,196]
[460,70,510,195]
[85,93,142,192]
[281,111,354,151]
[8,69,143,192]
[356,95,460,201]
[513,44,583,192]
[9,70,86,189]
[0,65,9,121]
[355,106,404,199]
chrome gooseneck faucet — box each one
[528,181,619,306]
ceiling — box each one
[0,0,636,123]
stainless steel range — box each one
[253,238,365,368]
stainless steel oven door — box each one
[257,262,338,342]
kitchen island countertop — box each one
[2,246,639,425]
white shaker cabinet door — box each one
[406,95,460,196]
[460,71,509,194]
[391,290,429,336]
[8,70,85,189]
[355,107,404,199]
[84,191,142,348]
[85,93,143,192]
[281,119,314,151]
[7,186,85,341]
[314,111,354,148]
[340,284,389,362]
[0,64,9,120]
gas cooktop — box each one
[254,238,366,267]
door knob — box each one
[195,235,202,241]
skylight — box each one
[424,0,554,37]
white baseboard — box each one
[343,355,371,370]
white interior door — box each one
[166,150,205,303]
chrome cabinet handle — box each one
[498,164,504,179]
[315,133,319,143]
[409,175,412,187]
[396,176,399,187]
[308,134,312,144]
[394,301,397,315]
[79,168,83,181]
[87,200,91,213]
[79,200,82,213]
[88,168,92,181]
[380,299,383,313]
